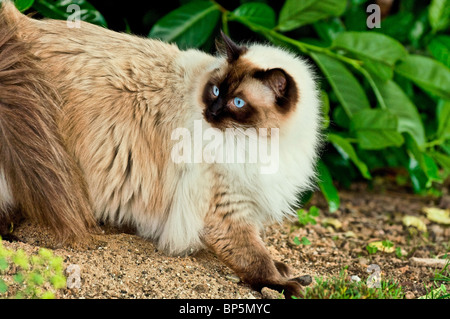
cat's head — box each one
[202,31,318,134]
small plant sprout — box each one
[0,237,67,299]
[297,206,320,227]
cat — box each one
[0,1,321,298]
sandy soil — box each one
[1,180,449,299]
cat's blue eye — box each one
[212,85,219,97]
[233,97,245,108]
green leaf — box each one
[428,36,450,69]
[313,17,345,45]
[50,274,67,289]
[13,273,24,284]
[300,237,311,245]
[332,105,350,128]
[442,141,450,155]
[332,32,407,81]
[372,79,426,147]
[149,1,220,49]
[32,0,107,27]
[309,206,320,217]
[422,153,441,184]
[320,90,330,129]
[332,32,407,67]
[366,244,378,255]
[14,0,34,12]
[233,2,276,29]
[40,291,55,299]
[0,256,7,271]
[278,0,346,32]
[31,272,44,285]
[428,0,450,33]
[350,109,404,150]
[378,12,414,43]
[405,134,442,186]
[437,99,450,141]
[360,58,393,81]
[0,278,7,294]
[328,133,371,179]
[311,52,370,118]
[431,152,450,174]
[395,54,450,100]
[408,155,428,193]
[13,249,29,269]
[317,160,340,213]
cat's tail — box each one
[0,2,98,241]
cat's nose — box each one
[208,102,224,118]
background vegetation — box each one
[14,0,450,212]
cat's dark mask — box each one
[202,33,298,130]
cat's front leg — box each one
[201,209,302,298]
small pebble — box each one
[225,274,241,283]
[261,287,282,299]
[405,291,415,299]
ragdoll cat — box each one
[0,1,321,298]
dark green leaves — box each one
[332,31,407,80]
[373,79,426,146]
[14,0,35,12]
[437,100,450,141]
[32,0,107,27]
[233,2,276,29]
[333,32,407,66]
[395,55,450,100]
[278,0,346,32]
[149,1,220,49]
[428,0,450,33]
[317,160,340,212]
[428,36,450,68]
[351,109,404,150]
[311,52,370,118]
[328,133,371,179]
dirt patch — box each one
[1,180,449,299]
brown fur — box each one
[202,173,303,298]
[0,4,97,241]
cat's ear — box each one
[256,68,288,98]
[216,30,247,62]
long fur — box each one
[0,2,97,240]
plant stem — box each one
[221,12,229,35]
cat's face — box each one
[202,33,298,130]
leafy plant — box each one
[422,260,450,299]
[298,268,405,299]
[13,0,107,27]
[293,236,311,246]
[297,205,320,226]
[15,0,450,212]
[366,244,378,255]
[0,237,67,299]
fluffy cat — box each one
[0,1,321,297]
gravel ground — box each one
[1,179,449,299]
